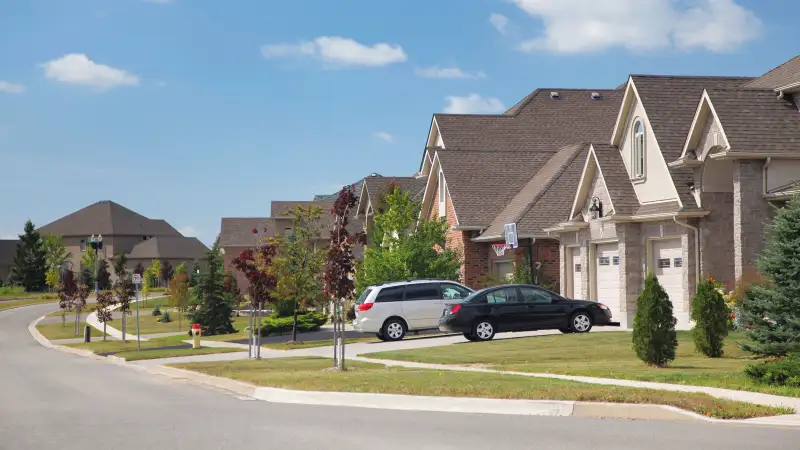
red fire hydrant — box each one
[192,323,201,349]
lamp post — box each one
[88,234,103,294]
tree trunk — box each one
[103,322,107,341]
[122,316,127,342]
[291,302,298,342]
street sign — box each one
[132,274,142,285]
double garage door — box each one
[593,239,683,314]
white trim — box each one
[590,144,619,217]
[610,77,635,146]
[631,118,646,180]
[565,244,582,299]
[568,147,596,220]
[677,90,731,163]
[438,170,447,218]
[418,152,440,221]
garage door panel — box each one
[595,243,620,312]
[652,239,683,312]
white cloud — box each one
[374,131,394,143]
[42,54,140,89]
[178,226,199,237]
[415,66,486,79]
[0,81,25,94]
[261,36,407,67]
[513,0,761,53]
[489,13,510,35]
[443,94,505,114]
[0,80,25,94]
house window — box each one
[612,256,620,266]
[438,171,446,218]
[80,239,86,251]
[674,258,683,268]
[657,258,671,268]
[574,264,581,272]
[598,257,610,266]
[632,120,646,178]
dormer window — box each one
[632,120,646,179]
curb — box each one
[26,315,800,426]
[1,300,58,315]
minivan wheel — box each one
[570,312,593,333]
[382,319,407,341]
[472,320,496,341]
[376,332,388,342]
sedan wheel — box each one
[463,332,477,342]
[571,312,593,333]
[382,319,406,341]
[472,320,496,341]
[558,328,573,334]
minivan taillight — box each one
[358,303,374,312]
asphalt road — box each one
[2,305,800,450]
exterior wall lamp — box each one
[589,197,603,220]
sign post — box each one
[132,273,142,352]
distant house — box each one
[36,200,208,278]
[0,239,17,282]
[354,174,428,244]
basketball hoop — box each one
[491,243,510,257]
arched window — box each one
[632,120,645,178]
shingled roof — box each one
[218,218,276,247]
[361,175,427,213]
[590,144,640,216]
[37,201,182,237]
[477,143,588,240]
[313,173,383,201]
[744,55,800,90]
[0,240,17,266]
[127,236,209,260]
[705,89,800,155]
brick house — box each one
[354,174,428,245]
[544,56,800,329]
[415,88,624,289]
[36,200,208,279]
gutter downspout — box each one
[762,156,772,196]
[527,237,536,284]
[673,217,700,289]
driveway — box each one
[3,305,800,450]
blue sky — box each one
[1,0,798,245]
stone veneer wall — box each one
[699,191,736,290]
[617,222,643,329]
[733,160,774,282]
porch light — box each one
[589,197,603,220]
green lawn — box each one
[364,331,800,398]
[171,356,792,419]
[37,321,108,340]
[261,337,376,350]
[189,316,262,342]
[0,298,58,312]
[67,334,243,361]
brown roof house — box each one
[544,55,800,329]
[219,199,364,293]
[416,87,625,290]
[354,174,428,244]
[0,239,17,282]
[37,200,208,278]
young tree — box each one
[41,233,72,289]
[150,259,162,287]
[355,186,461,295]
[187,244,235,335]
[57,270,77,327]
[272,205,326,343]
[73,283,90,336]
[190,262,201,287]
[168,272,190,331]
[232,241,279,353]
[95,290,115,341]
[112,252,128,279]
[692,277,729,357]
[632,273,678,367]
[133,262,145,276]
[324,186,364,369]
[80,247,97,286]
[96,260,111,290]
[10,220,46,291]
[739,195,800,357]
[160,260,173,287]
[141,270,153,307]
[114,278,135,342]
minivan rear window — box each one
[356,288,373,305]
[375,286,405,302]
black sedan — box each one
[439,284,619,341]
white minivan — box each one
[352,280,473,341]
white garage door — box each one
[570,247,582,299]
[595,243,620,312]
[652,239,683,312]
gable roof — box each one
[359,175,427,216]
[270,200,333,218]
[126,236,209,260]
[218,218,276,247]
[313,173,383,201]
[38,201,182,237]
[477,143,588,240]
[0,240,17,266]
[434,89,623,152]
[437,149,555,227]
[704,89,800,156]
[590,144,640,216]
[744,55,800,90]
[629,75,755,163]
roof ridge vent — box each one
[591,92,602,100]
[550,91,560,99]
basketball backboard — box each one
[503,223,518,249]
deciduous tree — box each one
[95,290,114,341]
[57,270,77,327]
[112,252,127,279]
[96,260,111,290]
[42,234,71,290]
[73,283,90,336]
[169,271,190,331]
[10,220,46,291]
[150,259,162,287]
[160,260,173,287]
